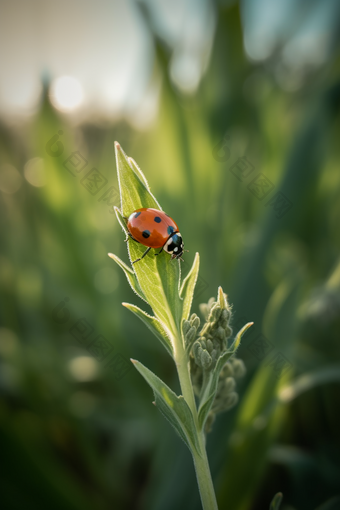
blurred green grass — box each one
[1,2,340,510]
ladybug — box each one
[126,208,187,264]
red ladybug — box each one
[126,208,186,264]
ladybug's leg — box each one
[155,246,164,256]
[132,247,152,264]
[125,231,140,244]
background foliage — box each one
[1,1,340,509]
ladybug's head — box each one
[164,232,184,260]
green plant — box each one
[109,142,253,510]
[269,492,283,510]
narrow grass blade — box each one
[115,142,161,217]
[180,252,200,321]
[108,253,147,303]
[198,322,254,430]
[269,492,283,510]
[131,359,202,456]
[123,303,174,357]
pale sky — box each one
[0,0,215,127]
[0,0,336,125]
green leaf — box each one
[109,207,149,301]
[115,142,161,217]
[114,142,183,335]
[269,492,283,510]
[128,242,182,334]
[122,303,174,357]
[128,156,152,190]
[198,350,235,430]
[114,205,128,235]
[131,359,202,456]
[180,252,200,321]
[198,322,254,430]
[278,364,340,403]
[229,322,254,352]
[108,253,147,303]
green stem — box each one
[176,341,218,510]
[176,344,197,414]
[193,433,219,510]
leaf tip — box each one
[130,358,137,364]
[218,286,226,308]
[114,141,121,150]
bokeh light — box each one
[49,76,84,112]
[23,158,46,187]
[68,356,98,382]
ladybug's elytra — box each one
[126,208,187,264]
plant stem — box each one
[176,344,197,414]
[176,341,219,510]
[193,434,219,510]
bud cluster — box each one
[182,313,201,351]
[204,357,246,432]
[191,290,232,372]
[185,288,247,433]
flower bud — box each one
[215,326,226,340]
[223,392,238,410]
[225,326,232,338]
[182,320,191,335]
[193,342,202,366]
[224,377,236,394]
[191,290,250,433]
[231,358,246,378]
[209,305,222,322]
[193,340,201,356]
[191,315,200,330]
[214,345,221,359]
[206,339,214,353]
[201,349,212,370]
[221,309,230,321]
[221,362,234,378]
[211,349,218,364]
[186,326,196,344]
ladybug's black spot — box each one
[134,211,141,218]
[154,216,161,223]
[142,230,150,238]
[167,226,175,235]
